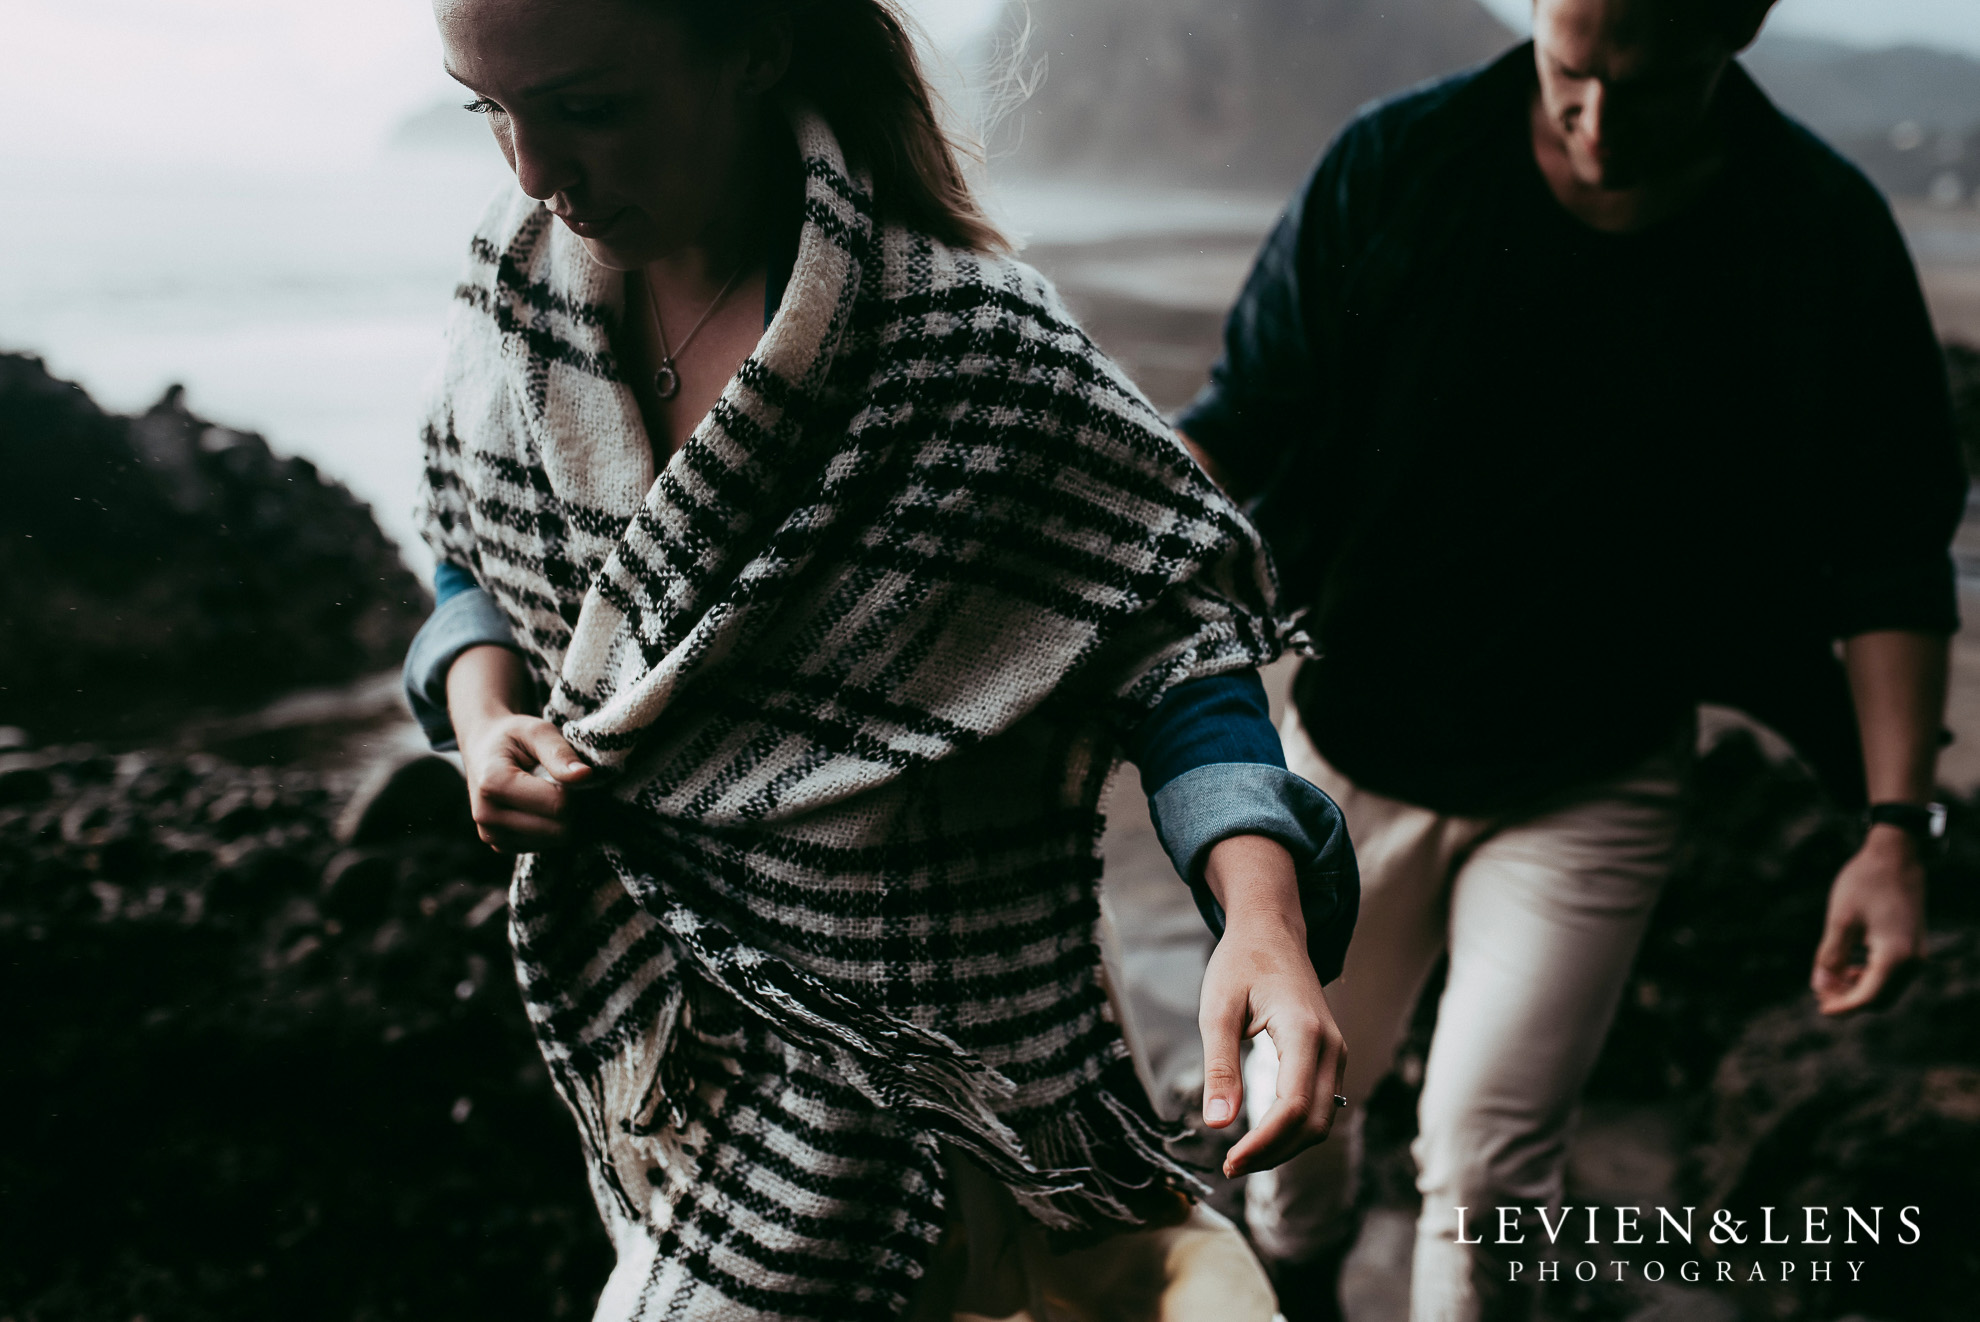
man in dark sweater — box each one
[1178,0,1964,1317]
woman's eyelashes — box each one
[461,96,619,126]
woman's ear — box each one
[738,13,794,95]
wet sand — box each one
[1902,200,1980,349]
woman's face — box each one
[434,0,782,270]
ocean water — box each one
[1,154,1277,579]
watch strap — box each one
[1866,801,1947,844]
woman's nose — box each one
[505,118,579,204]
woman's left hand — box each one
[1195,833,1347,1178]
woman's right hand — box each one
[447,644,594,852]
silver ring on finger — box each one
[1333,1095,1348,1109]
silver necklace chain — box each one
[645,262,746,401]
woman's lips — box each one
[556,207,630,239]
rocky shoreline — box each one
[0,354,428,748]
[0,743,611,1319]
[5,344,1980,1319]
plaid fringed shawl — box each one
[417,108,1291,1320]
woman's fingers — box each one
[478,720,591,813]
[473,804,571,852]
[464,717,596,850]
[521,720,594,784]
[1198,964,1249,1131]
[1223,1014,1329,1177]
[481,752,566,817]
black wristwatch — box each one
[1866,801,1948,852]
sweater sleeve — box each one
[1812,192,1966,639]
[1121,672,1360,983]
[402,565,522,752]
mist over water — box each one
[6,0,1977,583]
[1,153,1283,578]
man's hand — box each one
[448,644,593,853]
[1815,630,1946,1015]
[1197,833,1347,1178]
[1811,823,1925,1015]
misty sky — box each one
[1477,0,1980,52]
[0,0,1000,173]
[1,0,1976,175]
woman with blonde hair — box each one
[402,0,1357,1316]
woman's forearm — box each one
[447,644,535,743]
[1843,629,1949,806]
[1203,833,1306,939]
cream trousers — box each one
[1246,712,1685,1322]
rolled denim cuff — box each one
[402,587,519,751]
[1147,762,1360,984]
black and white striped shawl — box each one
[417,108,1294,1320]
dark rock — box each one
[0,761,53,806]
[0,746,605,1319]
[340,753,476,849]
[0,353,428,745]
[1690,930,1980,1321]
[1585,731,1980,1105]
[321,849,400,927]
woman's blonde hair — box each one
[675,0,1009,253]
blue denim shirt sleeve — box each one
[1121,669,1285,791]
[1124,672,1360,983]
[1147,762,1358,984]
[432,559,480,606]
[402,569,519,751]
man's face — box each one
[1531,0,1733,189]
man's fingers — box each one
[1810,910,1862,1001]
[1811,911,1858,980]
[1820,940,1913,1015]
[1197,977,1248,1130]
[523,722,594,785]
[1224,1017,1324,1177]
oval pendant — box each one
[653,361,680,400]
